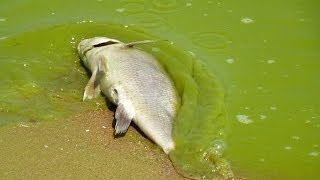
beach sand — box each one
[0,109,183,179]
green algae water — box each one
[0,0,319,179]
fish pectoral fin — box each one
[114,103,133,134]
[83,66,101,101]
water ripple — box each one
[191,32,230,50]
[150,0,185,13]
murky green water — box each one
[1,0,319,179]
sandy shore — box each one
[0,109,183,179]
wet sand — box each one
[0,109,183,179]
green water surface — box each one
[0,0,319,179]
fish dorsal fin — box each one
[124,40,165,48]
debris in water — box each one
[116,8,125,13]
[259,115,267,120]
[267,59,275,64]
[291,136,300,140]
[236,114,253,124]
[226,58,234,64]
[308,151,319,157]
[241,17,254,24]
[284,146,292,150]
[270,106,277,110]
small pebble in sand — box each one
[85,129,90,132]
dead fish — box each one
[77,37,179,154]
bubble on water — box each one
[186,3,192,7]
[308,151,319,157]
[116,8,125,13]
[226,58,234,64]
[267,59,275,64]
[227,10,233,13]
[210,140,226,157]
[259,158,265,162]
[241,17,254,24]
[236,114,253,124]
[291,136,300,140]
[299,18,305,22]
[284,146,292,150]
[259,115,267,120]
[244,107,250,110]
[23,63,27,67]
[203,13,208,17]
[270,106,277,110]
[51,12,55,15]
[0,18,6,22]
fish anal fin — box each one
[115,103,133,134]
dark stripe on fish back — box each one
[93,41,119,47]
[84,41,119,56]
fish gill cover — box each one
[0,22,233,179]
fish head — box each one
[77,37,121,68]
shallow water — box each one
[0,0,319,179]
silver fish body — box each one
[77,37,179,154]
